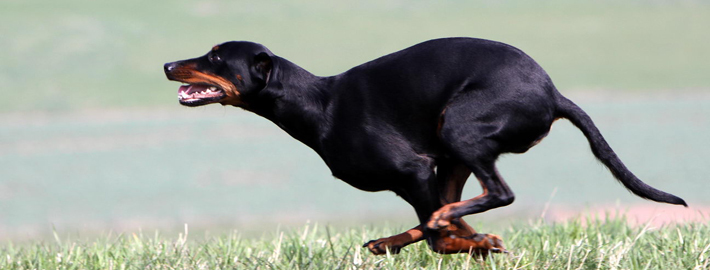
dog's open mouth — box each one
[178,84,226,106]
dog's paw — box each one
[467,233,507,254]
[427,209,452,230]
[363,238,403,255]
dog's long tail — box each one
[555,95,687,207]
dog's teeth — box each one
[209,87,217,91]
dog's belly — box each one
[330,168,398,192]
[321,130,437,193]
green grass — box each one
[3,218,709,269]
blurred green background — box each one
[1,0,708,240]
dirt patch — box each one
[545,204,709,227]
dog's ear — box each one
[251,52,273,89]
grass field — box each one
[2,218,709,269]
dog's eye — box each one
[209,53,222,64]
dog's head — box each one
[164,41,273,108]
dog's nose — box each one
[164,62,178,73]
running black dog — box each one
[164,38,686,256]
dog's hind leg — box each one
[363,159,478,255]
[426,158,509,255]
[435,158,478,236]
[427,160,514,230]
[363,156,509,256]
[422,91,555,254]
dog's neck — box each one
[246,57,334,153]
